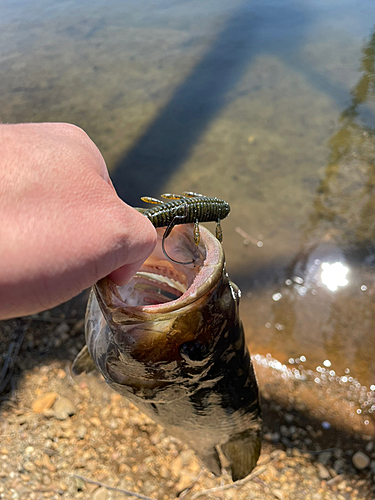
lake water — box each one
[1,0,375,428]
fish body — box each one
[73,224,261,481]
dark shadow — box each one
[111,1,310,205]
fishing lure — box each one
[139,192,230,264]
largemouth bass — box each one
[73,224,261,481]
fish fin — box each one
[72,345,97,375]
[221,428,262,481]
[198,448,222,477]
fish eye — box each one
[179,340,209,366]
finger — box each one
[107,204,157,286]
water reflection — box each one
[242,27,375,387]
[306,28,375,247]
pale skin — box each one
[0,122,157,320]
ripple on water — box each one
[252,353,375,435]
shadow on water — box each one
[111,1,375,207]
[111,0,311,205]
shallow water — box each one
[1,0,375,420]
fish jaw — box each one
[80,224,262,480]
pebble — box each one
[316,462,331,479]
[337,480,347,491]
[333,459,345,474]
[92,487,109,500]
[149,432,160,445]
[23,462,36,472]
[352,451,370,470]
[53,397,76,420]
[333,448,343,459]
[100,407,111,419]
[170,456,183,477]
[90,417,101,427]
[176,470,194,492]
[159,464,169,478]
[107,419,118,430]
[31,392,58,413]
[271,432,281,443]
[365,441,373,452]
[272,490,284,500]
[57,369,66,379]
[179,449,196,466]
[55,322,70,336]
[318,451,332,465]
[280,425,289,437]
[77,425,87,439]
[40,453,56,472]
[284,413,294,424]
[14,486,30,496]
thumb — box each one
[107,205,157,286]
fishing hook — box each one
[161,204,196,265]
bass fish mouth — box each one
[95,224,225,321]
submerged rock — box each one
[352,451,370,470]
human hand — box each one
[0,123,157,320]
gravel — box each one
[0,308,374,500]
[0,359,373,500]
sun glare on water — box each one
[320,262,349,292]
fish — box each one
[72,223,262,481]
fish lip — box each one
[95,225,224,320]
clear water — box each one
[1,0,375,405]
